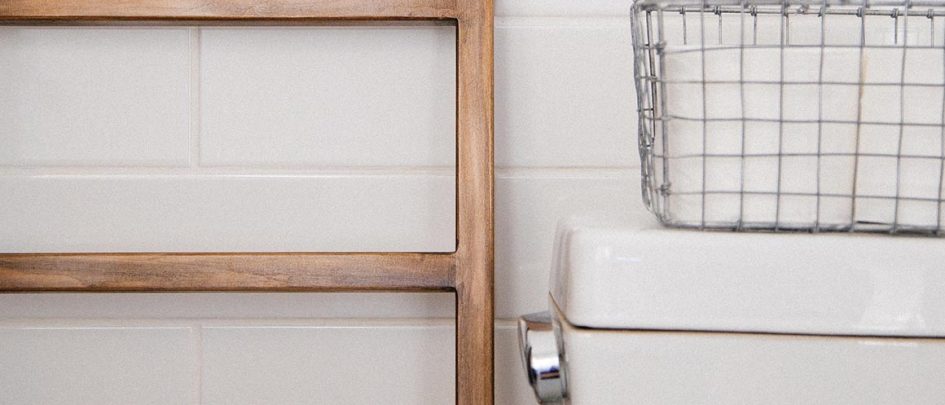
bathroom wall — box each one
[0,1,639,403]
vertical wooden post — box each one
[455,1,495,403]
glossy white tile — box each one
[0,28,191,166]
[201,323,454,405]
[0,326,196,405]
[0,174,454,252]
[496,20,637,168]
[199,27,455,167]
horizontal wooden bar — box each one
[0,252,455,292]
[0,0,460,23]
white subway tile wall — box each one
[199,27,456,167]
[495,18,636,168]
[0,28,192,166]
[0,174,454,252]
[0,1,637,403]
[201,322,455,404]
[0,325,197,404]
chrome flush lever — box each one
[518,311,567,404]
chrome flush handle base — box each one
[518,311,567,404]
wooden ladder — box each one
[0,1,495,403]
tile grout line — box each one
[190,27,202,170]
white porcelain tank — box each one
[518,213,945,404]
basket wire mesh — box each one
[632,0,945,235]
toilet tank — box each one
[520,213,945,404]
[551,214,945,336]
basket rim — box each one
[632,0,945,9]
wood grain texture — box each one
[0,253,454,292]
[454,1,495,404]
[0,0,460,22]
[0,0,494,403]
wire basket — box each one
[632,0,945,235]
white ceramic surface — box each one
[0,174,454,252]
[200,26,455,167]
[202,322,455,404]
[496,18,636,168]
[551,213,945,336]
[0,28,191,166]
[0,325,197,404]
[556,303,945,405]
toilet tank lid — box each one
[550,213,945,337]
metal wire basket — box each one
[632,0,945,235]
